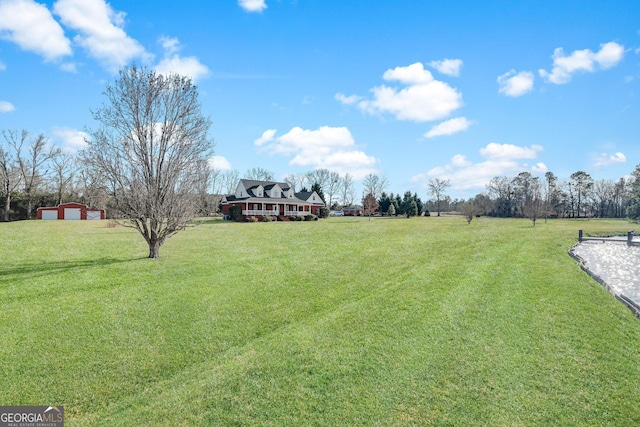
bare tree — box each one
[0,130,24,221]
[245,167,274,181]
[83,65,214,258]
[427,178,450,217]
[521,177,544,226]
[222,169,240,194]
[284,173,306,192]
[340,173,356,206]
[362,173,389,200]
[305,169,331,193]
[51,151,77,205]
[459,200,477,224]
[326,171,341,208]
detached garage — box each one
[37,202,106,220]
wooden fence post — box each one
[579,229,583,242]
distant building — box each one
[37,202,106,220]
[342,206,363,216]
[221,179,325,220]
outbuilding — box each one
[37,202,106,220]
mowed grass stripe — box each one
[1,217,639,425]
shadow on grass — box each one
[0,257,148,279]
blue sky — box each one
[1,0,639,198]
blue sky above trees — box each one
[1,0,639,198]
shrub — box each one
[229,205,243,222]
[305,214,317,221]
[248,216,258,223]
[319,207,330,218]
[262,216,271,222]
[296,215,304,221]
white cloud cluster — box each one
[209,155,232,171]
[155,36,209,83]
[0,0,71,62]
[254,126,378,179]
[593,151,626,168]
[338,62,463,123]
[412,142,546,191]
[539,41,625,84]
[0,0,208,77]
[424,117,473,138]
[238,0,267,13]
[499,41,625,96]
[51,126,88,152]
[0,100,15,112]
[497,70,534,97]
[53,0,149,73]
[428,58,463,77]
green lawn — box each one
[1,217,640,425]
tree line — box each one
[421,168,640,225]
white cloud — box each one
[412,142,546,192]
[0,0,72,62]
[593,152,626,168]
[256,126,378,179]
[429,58,463,77]
[0,101,15,112]
[254,129,277,146]
[497,70,535,97]
[238,0,267,13]
[209,155,232,171]
[335,93,362,105]
[539,41,625,84]
[154,36,209,83]
[480,142,542,160]
[356,62,463,122]
[0,61,6,71]
[424,117,473,138]
[51,126,88,152]
[53,0,150,73]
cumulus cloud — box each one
[154,36,209,83]
[497,70,535,97]
[255,126,378,179]
[0,0,72,62]
[335,93,362,105]
[53,0,150,73]
[350,62,462,122]
[429,58,463,77]
[209,155,232,171]
[539,41,624,84]
[411,142,546,191]
[0,61,5,71]
[593,152,626,168]
[254,129,277,146]
[0,101,15,112]
[424,117,473,138]
[238,0,267,13]
[51,126,88,152]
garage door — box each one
[41,210,58,220]
[64,208,81,220]
[86,211,101,220]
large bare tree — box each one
[0,130,24,222]
[83,65,214,258]
[427,178,450,217]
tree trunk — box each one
[148,239,161,258]
[3,193,10,222]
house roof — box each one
[224,179,325,206]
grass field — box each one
[2,216,640,425]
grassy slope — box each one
[1,217,639,425]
